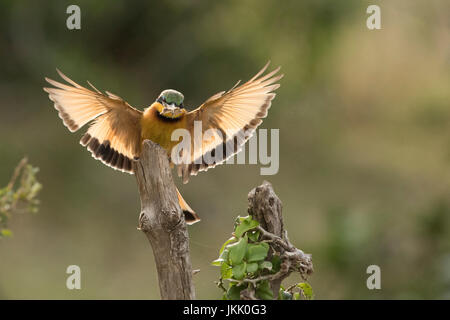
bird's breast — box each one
[141,104,187,152]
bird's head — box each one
[155,89,186,119]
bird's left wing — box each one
[44,70,142,173]
[178,62,283,183]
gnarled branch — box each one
[247,181,313,298]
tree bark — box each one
[248,181,313,299]
[134,140,195,300]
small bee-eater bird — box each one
[44,62,282,224]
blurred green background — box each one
[1,0,449,299]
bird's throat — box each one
[153,102,185,120]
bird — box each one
[43,62,282,225]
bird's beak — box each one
[162,103,183,118]
[167,103,177,111]
[165,103,176,116]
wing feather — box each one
[179,62,282,183]
[44,70,142,173]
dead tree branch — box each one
[247,181,313,299]
[134,140,195,300]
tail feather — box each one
[176,188,200,225]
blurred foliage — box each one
[0,158,42,239]
[0,0,449,299]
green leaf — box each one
[297,283,314,300]
[211,259,222,266]
[246,262,258,273]
[228,235,247,265]
[221,262,233,279]
[221,249,229,260]
[256,280,273,300]
[234,216,259,238]
[247,230,260,242]
[232,262,246,280]
[212,249,229,266]
[258,261,272,271]
[227,284,246,300]
[246,243,269,262]
[219,237,237,255]
[293,292,301,300]
[271,255,281,273]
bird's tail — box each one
[176,188,200,225]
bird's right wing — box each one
[44,70,143,173]
[178,62,282,183]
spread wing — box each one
[178,62,283,183]
[44,70,142,173]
